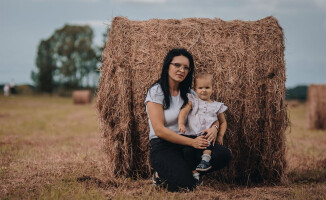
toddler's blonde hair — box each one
[194,72,213,88]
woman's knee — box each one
[211,145,232,169]
[182,146,195,158]
[220,146,232,162]
[182,146,202,170]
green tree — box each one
[286,85,308,101]
[91,26,110,86]
[32,24,99,92]
[52,25,98,88]
[31,39,55,93]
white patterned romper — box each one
[186,90,228,136]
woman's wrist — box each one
[211,125,218,133]
[189,137,196,147]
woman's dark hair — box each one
[149,48,195,109]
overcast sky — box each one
[1,0,325,88]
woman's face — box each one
[168,55,190,84]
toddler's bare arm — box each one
[217,113,227,145]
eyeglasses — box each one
[170,63,191,71]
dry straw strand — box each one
[96,16,288,184]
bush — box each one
[286,85,307,101]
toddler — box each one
[178,72,228,182]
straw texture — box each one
[96,16,288,184]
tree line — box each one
[31,24,107,93]
[286,85,307,101]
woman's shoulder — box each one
[148,83,163,95]
[145,83,164,105]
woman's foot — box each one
[152,171,162,186]
[193,172,203,186]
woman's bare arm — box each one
[147,102,209,149]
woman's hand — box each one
[191,136,210,149]
[202,126,218,144]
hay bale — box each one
[73,90,92,104]
[96,16,288,184]
[306,85,326,129]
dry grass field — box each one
[0,96,325,199]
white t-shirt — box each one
[144,84,184,140]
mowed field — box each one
[0,96,325,199]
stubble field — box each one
[0,96,325,199]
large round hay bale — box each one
[73,90,92,104]
[96,16,288,184]
[306,84,326,129]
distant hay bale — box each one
[73,90,91,104]
[15,84,35,95]
[96,16,288,184]
[286,100,300,108]
[306,85,326,129]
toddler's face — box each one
[195,78,213,101]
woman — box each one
[145,48,232,192]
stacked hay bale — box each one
[306,85,326,129]
[73,90,92,104]
[96,16,288,184]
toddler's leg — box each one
[203,149,211,155]
[196,150,212,172]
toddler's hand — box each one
[178,124,186,134]
[217,136,223,145]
